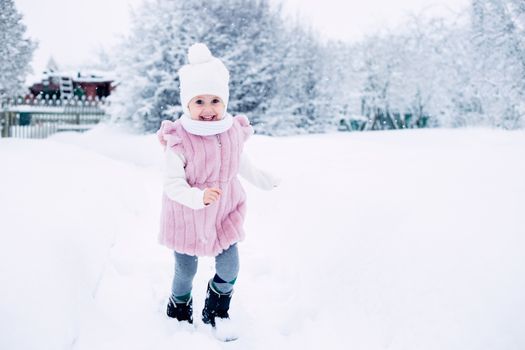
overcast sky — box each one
[14,0,469,80]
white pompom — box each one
[188,43,213,64]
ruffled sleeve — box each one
[156,120,184,154]
[235,114,254,141]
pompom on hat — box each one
[179,43,230,116]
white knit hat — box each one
[178,43,230,116]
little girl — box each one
[156,43,279,328]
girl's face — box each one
[187,95,225,121]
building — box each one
[28,59,115,101]
[28,71,114,101]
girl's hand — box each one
[203,188,222,205]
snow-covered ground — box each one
[1,125,524,350]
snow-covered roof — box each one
[28,70,115,85]
[74,76,114,83]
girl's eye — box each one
[212,99,220,104]
[195,99,203,105]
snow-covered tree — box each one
[108,0,286,133]
[193,0,285,127]
[107,0,189,132]
[467,0,525,128]
[0,0,36,99]
[263,23,328,135]
[394,15,462,128]
[355,33,403,130]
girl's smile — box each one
[199,114,219,121]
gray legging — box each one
[171,244,239,302]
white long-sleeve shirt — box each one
[163,150,280,209]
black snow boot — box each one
[167,297,193,324]
[202,281,233,327]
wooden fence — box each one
[1,96,108,139]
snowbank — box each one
[1,125,524,349]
